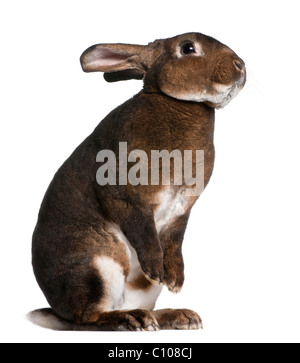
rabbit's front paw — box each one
[158,251,184,293]
[142,263,164,286]
[164,275,184,293]
[143,258,184,292]
[163,255,184,293]
[140,251,164,286]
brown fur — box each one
[31,32,246,330]
[126,274,153,291]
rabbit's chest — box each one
[154,187,190,234]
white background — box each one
[1,0,299,343]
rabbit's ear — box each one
[103,68,144,82]
[80,44,146,82]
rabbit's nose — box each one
[233,59,245,72]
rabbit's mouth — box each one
[205,55,246,108]
[158,59,246,108]
[206,74,246,109]
[216,79,245,108]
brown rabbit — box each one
[29,32,246,331]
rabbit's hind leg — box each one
[81,222,162,331]
[94,309,160,331]
[153,309,203,330]
[83,254,160,331]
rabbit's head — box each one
[80,32,246,108]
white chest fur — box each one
[154,187,190,234]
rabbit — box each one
[29,32,246,331]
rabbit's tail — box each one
[27,308,102,331]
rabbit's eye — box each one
[181,42,195,55]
